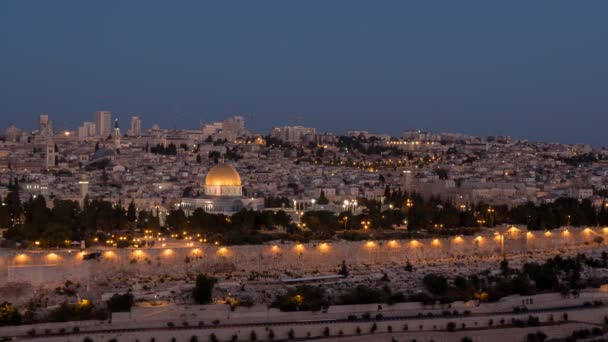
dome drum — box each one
[204,163,243,197]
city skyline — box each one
[2,2,608,145]
[2,3,608,341]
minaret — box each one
[45,136,56,169]
[78,176,89,208]
[113,118,121,150]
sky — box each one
[1,1,607,146]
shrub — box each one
[0,302,22,326]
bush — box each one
[0,302,22,326]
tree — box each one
[101,170,109,185]
[166,209,187,230]
[500,258,509,275]
[317,190,329,205]
[107,293,134,312]
[193,274,217,304]
[422,274,448,296]
[338,260,349,277]
[127,201,137,223]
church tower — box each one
[113,118,121,150]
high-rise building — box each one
[129,116,142,136]
[45,137,56,169]
[200,116,246,141]
[94,111,112,137]
[78,122,96,140]
[270,126,316,143]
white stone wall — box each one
[0,227,606,286]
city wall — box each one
[0,226,606,286]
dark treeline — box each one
[335,136,405,156]
[421,253,608,304]
[149,143,177,155]
[165,208,294,244]
[382,186,608,230]
[1,180,159,247]
[2,175,607,247]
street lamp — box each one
[487,207,495,227]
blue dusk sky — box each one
[1,1,607,145]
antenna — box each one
[292,113,302,125]
[247,113,256,132]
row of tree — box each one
[1,185,159,247]
[383,186,608,230]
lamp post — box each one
[487,207,495,227]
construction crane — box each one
[247,113,256,132]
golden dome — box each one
[205,163,242,187]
